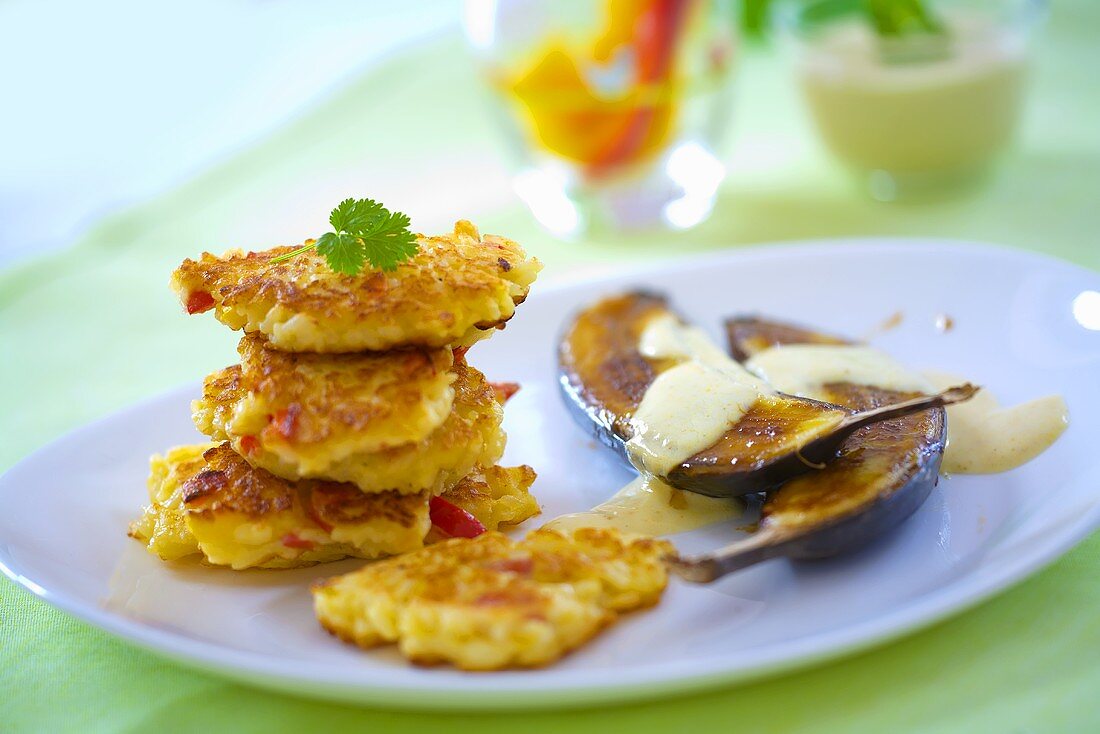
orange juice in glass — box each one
[464,0,737,235]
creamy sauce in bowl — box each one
[796,13,1027,176]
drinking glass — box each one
[464,0,738,235]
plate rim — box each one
[3,236,1099,710]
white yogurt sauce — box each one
[798,13,1027,175]
[545,475,740,536]
[745,344,932,400]
[923,369,1068,474]
[626,315,772,476]
[744,343,1067,475]
[546,315,762,535]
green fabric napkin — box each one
[2,3,1098,731]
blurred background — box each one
[2,0,1096,271]
[0,0,454,265]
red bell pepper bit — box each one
[304,504,335,534]
[184,290,215,314]
[487,557,533,575]
[281,533,315,550]
[429,496,486,539]
[269,403,302,441]
[306,483,357,534]
[488,381,521,405]
[239,435,260,457]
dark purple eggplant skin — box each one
[558,294,963,504]
[556,292,894,499]
[729,317,947,557]
[668,384,969,500]
[671,433,943,583]
[557,370,635,469]
[777,444,941,561]
[669,317,949,583]
[557,291,669,472]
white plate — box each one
[3,240,1099,709]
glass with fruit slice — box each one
[464,0,738,234]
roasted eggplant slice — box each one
[670,317,959,582]
[558,293,973,499]
[558,291,668,464]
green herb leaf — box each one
[865,0,944,37]
[360,211,418,273]
[270,197,419,274]
[329,197,380,235]
[315,231,366,275]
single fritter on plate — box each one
[312,528,672,670]
[171,220,542,353]
[195,357,506,494]
[193,334,456,476]
[128,443,539,570]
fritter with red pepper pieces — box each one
[128,443,539,570]
[195,357,505,495]
[171,220,541,353]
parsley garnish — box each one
[799,1,945,38]
[270,198,418,274]
[866,0,944,37]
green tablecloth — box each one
[2,4,1098,731]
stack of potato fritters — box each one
[130,221,542,569]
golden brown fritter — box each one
[129,443,429,569]
[312,528,672,670]
[193,334,456,476]
[129,443,541,570]
[195,358,506,494]
[171,220,542,353]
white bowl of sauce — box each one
[777,0,1046,200]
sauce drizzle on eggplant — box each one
[923,369,1068,474]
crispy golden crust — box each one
[193,334,456,474]
[197,358,505,494]
[171,220,542,353]
[312,528,672,670]
[441,465,540,531]
[128,443,430,569]
[129,444,539,570]
[129,445,210,561]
